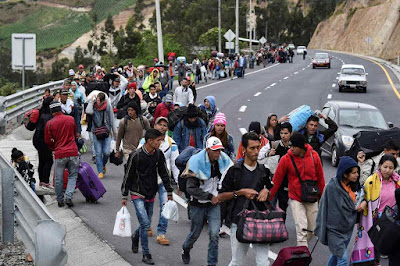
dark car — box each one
[319,101,393,166]
[312,52,331,69]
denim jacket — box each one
[173,118,207,152]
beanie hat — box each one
[68,69,75,76]
[187,104,198,118]
[290,132,306,150]
[42,96,54,106]
[128,82,137,90]
[11,148,24,162]
[213,112,226,126]
[248,121,261,135]
[127,101,140,115]
[50,101,62,113]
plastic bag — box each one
[113,206,132,237]
[161,200,179,222]
[265,155,280,175]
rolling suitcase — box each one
[77,162,106,203]
[272,234,318,266]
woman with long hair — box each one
[264,113,289,141]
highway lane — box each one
[72,52,399,265]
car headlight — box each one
[342,135,354,146]
[361,81,367,86]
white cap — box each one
[68,69,75,76]
[206,137,224,151]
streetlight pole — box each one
[249,0,252,52]
[235,0,239,54]
[218,0,221,52]
[155,0,164,63]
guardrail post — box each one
[0,96,7,135]
[1,167,15,244]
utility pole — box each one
[155,0,164,63]
[249,0,252,52]
[235,0,239,54]
[218,0,221,52]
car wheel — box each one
[339,86,343,92]
[363,87,367,93]
[312,65,315,69]
[331,146,339,167]
[328,64,331,69]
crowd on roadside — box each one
[16,49,400,266]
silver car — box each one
[338,64,368,93]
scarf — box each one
[95,101,107,111]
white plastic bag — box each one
[265,155,280,174]
[113,206,132,237]
[161,200,179,222]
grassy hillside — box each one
[0,0,135,51]
[38,0,96,7]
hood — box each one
[204,96,216,112]
[336,156,360,191]
[150,68,159,79]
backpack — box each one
[24,109,40,131]
[175,146,202,194]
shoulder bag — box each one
[94,111,109,140]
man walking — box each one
[173,77,194,106]
[181,137,233,265]
[45,101,79,208]
[218,132,273,266]
[121,129,174,265]
[269,132,325,247]
[137,117,180,245]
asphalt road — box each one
[73,51,399,266]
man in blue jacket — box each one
[173,104,207,152]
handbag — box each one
[236,200,288,244]
[368,206,397,253]
[290,153,320,203]
[94,111,109,140]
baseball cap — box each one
[155,117,168,125]
[164,94,173,103]
[206,137,224,151]
[60,89,69,95]
[78,64,84,69]
[68,69,75,76]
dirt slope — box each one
[308,0,400,60]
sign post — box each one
[12,34,36,90]
[365,36,372,55]
[224,29,236,55]
[259,36,267,48]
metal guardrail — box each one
[0,153,67,265]
[0,80,64,134]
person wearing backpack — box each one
[218,132,273,266]
[181,137,233,265]
[137,117,179,246]
[269,132,325,247]
[173,104,207,153]
[115,101,151,161]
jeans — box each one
[291,199,318,247]
[74,106,83,134]
[54,156,79,202]
[169,76,175,91]
[132,198,154,255]
[93,135,111,173]
[271,187,289,221]
[155,184,168,235]
[229,224,270,266]
[37,148,53,184]
[89,132,95,156]
[182,204,220,265]
[327,239,350,266]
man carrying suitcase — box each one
[45,101,79,208]
[121,129,174,265]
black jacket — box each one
[380,221,400,266]
[33,111,53,151]
[116,93,141,118]
[301,117,338,156]
[121,146,173,200]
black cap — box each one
[248,121,261,135]
[50,101,62,113]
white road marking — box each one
[238,117,241,120]
[294,71,299,75]
[254,92,262,97]
[239,105,247,112]
[284,76,289,79]
[332,84,336,88]
[327,94,332,99]
[270,83,276,87]
[239,128,248,135]
[247,99,251,102]
[196,63,280,90]
[302,68,305,70]
[336,77,338,79]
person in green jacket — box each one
[143,68,160,93]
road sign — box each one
[259,37,267,45]
[12,33,36,71]
[365,36,372,44]
[225,42,234,50]
[224,29,236,42]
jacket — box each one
[121,146,173,200]
[44,113,78,159]
[109,75,128,108]
[269,144,325,202]
[299,117,338,156]
[158,71,170,86]
[380,219,400,266]
[33,111,53,151]
[142,69,160,93]
[173,117,207,152]
[116,93,141,115]
[199,96,218,131]
[315,156,359,258]
[358,152,400,186]
[173,86,194,106]
[153,102,173,125]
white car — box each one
[296,46,307,55]
[338,64,368,93]
[288,44,295,50]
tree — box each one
[104,14,115,54]
[199,27,226,50]
[51,58,70,80]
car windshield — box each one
[339,109,388,129]
[315,54,328,59]
[342,67,364,75]
[298,46,306,49]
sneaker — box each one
[44,183,54,189]
[380,255,388,259]
[57,201,65,208]
[156,235,170,245]
[103,166,107,175]
[98,173,104,179]
[92,155,96,162]
[219,228,228,237]
[65,199,74,208]
[182,249,190,264]
[131,234,139,253]
[142,254,155,265]
[148,228,153,237]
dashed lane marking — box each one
[336,77,338,79]
[294,72,299,75]
[327,94,332,99]
[302,68,305,71]
[270,83,276,87]
[284,76,289,79]
[332,84,336,88]
[239,128,248,135]
[254,92,262,97]
[239,105,247,112]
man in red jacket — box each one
[45,101,79,208]
[153,93,174,125]
[269,132,325,247]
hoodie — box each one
[315,156,359,258]
[200,96,218,130]
[142,69,160,93]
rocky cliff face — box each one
[308,0,400,60]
